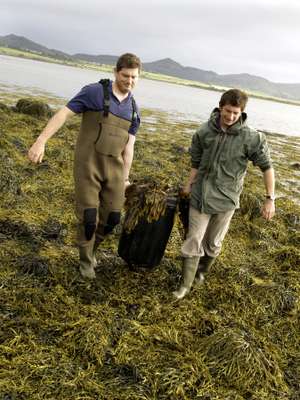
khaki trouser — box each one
[181,206,235,258]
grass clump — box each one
[199,327,288,394]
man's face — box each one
[219,104,242,128]
[114,67,139,94]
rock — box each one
[15,98,53,118]
[290,162,300,170]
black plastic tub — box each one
[118,197,178,269]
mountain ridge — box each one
[1,34,300,101]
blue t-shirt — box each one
[67,80,140,135]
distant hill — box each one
[143,58,219,82]
[72,53,118,65]
[0,34,71,60]
[1,34,300,101]
[142,58,300,101]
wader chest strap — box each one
[131,97,137,122]
[99,79,110,117]
[99,78,137,122]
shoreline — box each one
[0,85,299,140]
[1,48,300,108]
[0,93,299,204]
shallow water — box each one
[1,54,300,136]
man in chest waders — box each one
[28,53,141,279]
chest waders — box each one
[74,81,136,278]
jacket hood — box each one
[209,107,248,135]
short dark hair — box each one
[219,89,248,111]
[116,53,142,72]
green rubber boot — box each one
[195,254,215,284]
[173,256,200,300]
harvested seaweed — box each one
[123,181,172,233]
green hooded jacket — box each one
[190,108,272,214]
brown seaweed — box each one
[0,96,299,399]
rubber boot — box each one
[173,256,200,300]
[195,254,215,284]
[92,237,103,268]
[79,245,96,279]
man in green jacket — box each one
[173,89,275,300]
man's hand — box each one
[181,182,192,196]
[28,106,75,164]
[261,199,275,220]
[28,139,46,164]
[181,168,198,196]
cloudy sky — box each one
[1,0,300,83]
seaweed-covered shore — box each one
[0,96,299,400]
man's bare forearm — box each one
[28,106,75,163]
[37,106,75,144]
[122,135,135,182]
[263,167,275,196]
